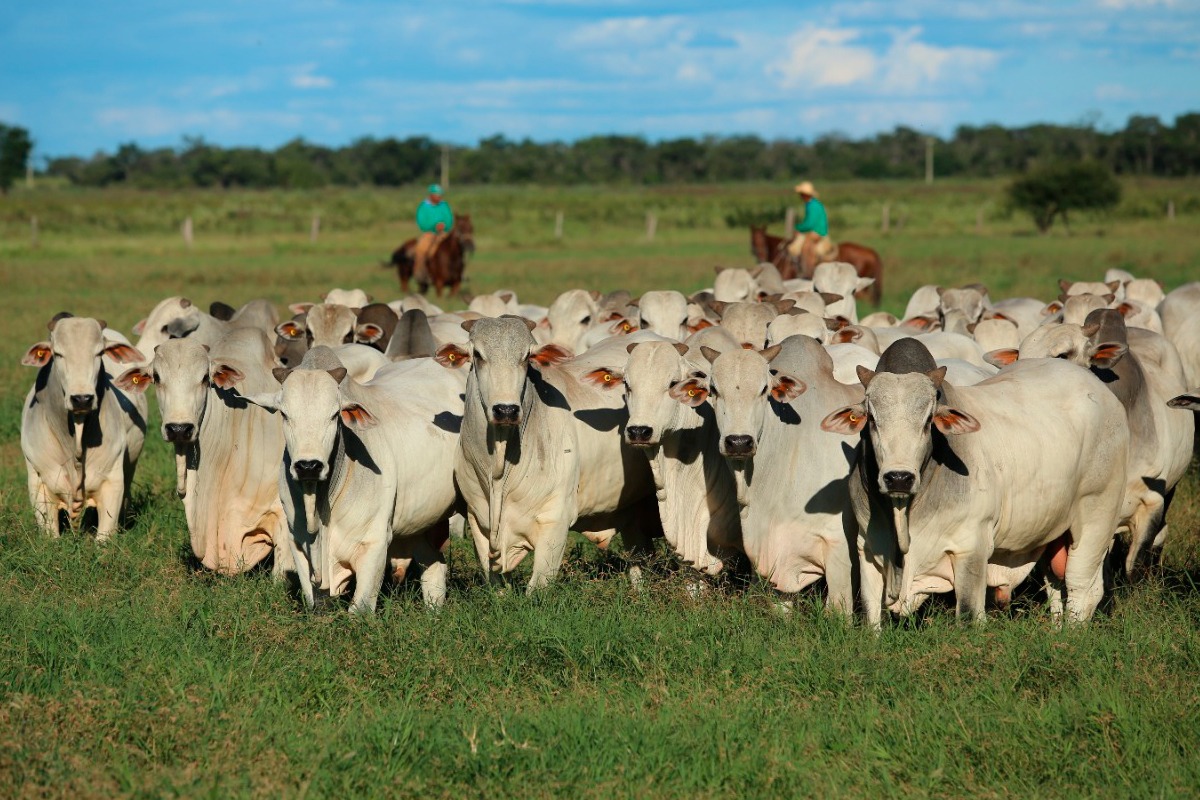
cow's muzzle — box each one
[164,422,196,443]
[491,404,520,426]
[69,394,95,413]
[625,425,654,446]
[882,470,916,497]
[723,434,756,458]
[293,459,326,481]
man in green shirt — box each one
[787,180,837,274]
[413,184,454,283]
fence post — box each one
[310,214,321,243]
[30,216,38,248]
[1167,200,1175,221]
[645,212,657,241]
[182,217,193,248]
[881,202,890,233]
[976,206,985,234]
[784,207,795,234]
[554,210,564,239]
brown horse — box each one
[747,225,883,306]
[385,214,475,297]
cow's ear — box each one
[826,316,850,332]
[927,366,948,390]
[1167,393,1200,411]
[983,310,1013,324]
[1087,341,1127,370]
[609,317,636,335]
[132,318,147,336]
[583,368,624,389]
[22,342,53,367]
[434,343,470,369]
[104,343,146,364]
[242,391,282,413]
[669,377,709,407]
[856,366,875,388]
[340,402,378,430]
[289,302,314,315]
[902,315,935,330]
[821,405,867,435]
[933,405,980,435]
[211,364,245,389]
[984,348,1019,368]
[276,320,305,340]
[832,325,861,344]
[770,372,806,402]
[531,344,572,367]
[114,367,152,393]
[355,323,385,344]
[687,318,713,333]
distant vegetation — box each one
[0,123,33,193]
[23,113,1200,189]
[1008,162,1123,233]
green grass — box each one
[2,179,1200,798]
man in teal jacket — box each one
[787,180,836,274]
[413,184,454,282]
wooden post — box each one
[26,163,34,190]
[881,202,890,233]
[310,214,321,243]
[441,144,450,191]
[554,210,564,239]
[645,212,657,241]
[30,216,38,248]
[925,137,934,185]
[1167,200,1175,221]
[182,217,193,248]
[784,207,795,234]
[976,206,985,233]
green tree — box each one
[1007,161,1121,233]
[0,123,33,193]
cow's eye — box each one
[152,372,161,383]
[581,316,591,325]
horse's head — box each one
[455,214,474,236]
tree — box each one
[0,123,33,193]
[1007,161,1121,233]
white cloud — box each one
[291,64,333,90]
[567,16,686,48]
[95,106,303,137]
[1097,0,1180,8]
[676,62,710,82]
[1095,83,1139,101]
[769,25,998,94]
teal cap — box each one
[428,183,443,195]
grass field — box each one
[2,179,1200,797]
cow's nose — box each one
[293,459,325,480]
[69,394,94,412]
[723,434,755,456]
[626,425,653,444]
[491,404,520,425]
[883,470,916,494]
[164,422,195,443]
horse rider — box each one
[787,180,837,274]
[413,183,453,283]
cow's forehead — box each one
[1022,324,1083,358]
[712,350,768,390]
[51,317,104,347]
[470,318,535,357]
[282,369,340,408]
[627,343,684,385]
[154,339,209,373]
[866,372,937,411]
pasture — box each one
[2,179,1200,797]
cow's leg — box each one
[1042,574,1065,620]
[1064,528,1108,625]
[824,533,856,619]
[349,534,390,615]
[952,548,989,624]
[26,465,60,537]
[527,522,568,594]
[859,550,885,630]
[290,538,315,609]
[414,539,448,609]
[93,475,126,543]
[467,512,503,587]
[1124,492,1166,576]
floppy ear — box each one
[609,317,636,335]
[582,368,624,389]
[22,342,53,367]
[1167,393,1200,410]
[984,348,1020,368]
[132,318,147,337]
[276,320,306,340]
[289,302,314,315]
[1087,341,1127,370]
[434,343,470,368]
[668,376,709,407]
[531,344,572,367]
[856,365,875,388]
[211,364,245,389]
[340,402,378,430]
[832,326,861,344]
[699,345,721,364]
[902,315,936,331]
[355,323,385,344]
[821,405,867,435]
[933,406,981,435]
[1042,301,1063,317]
[982,310,1013,324]
[104,343,146,364]
[770,372,806,402]
[241,391,282,413]
[114,366,152,393]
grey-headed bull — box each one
[21,314,147,540]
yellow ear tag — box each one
[448,353,456,361]
[604,373,612,382]
[132,376,140,384]
[848,413,858,423]
[688,389,696,397]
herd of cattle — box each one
[18,261,1200,625]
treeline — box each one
[42,114,1200,189]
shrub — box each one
[1007,161,1121,233]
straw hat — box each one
[794,181,817,197]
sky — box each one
[1,0,1198,160]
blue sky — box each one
[1,0,1198,160]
